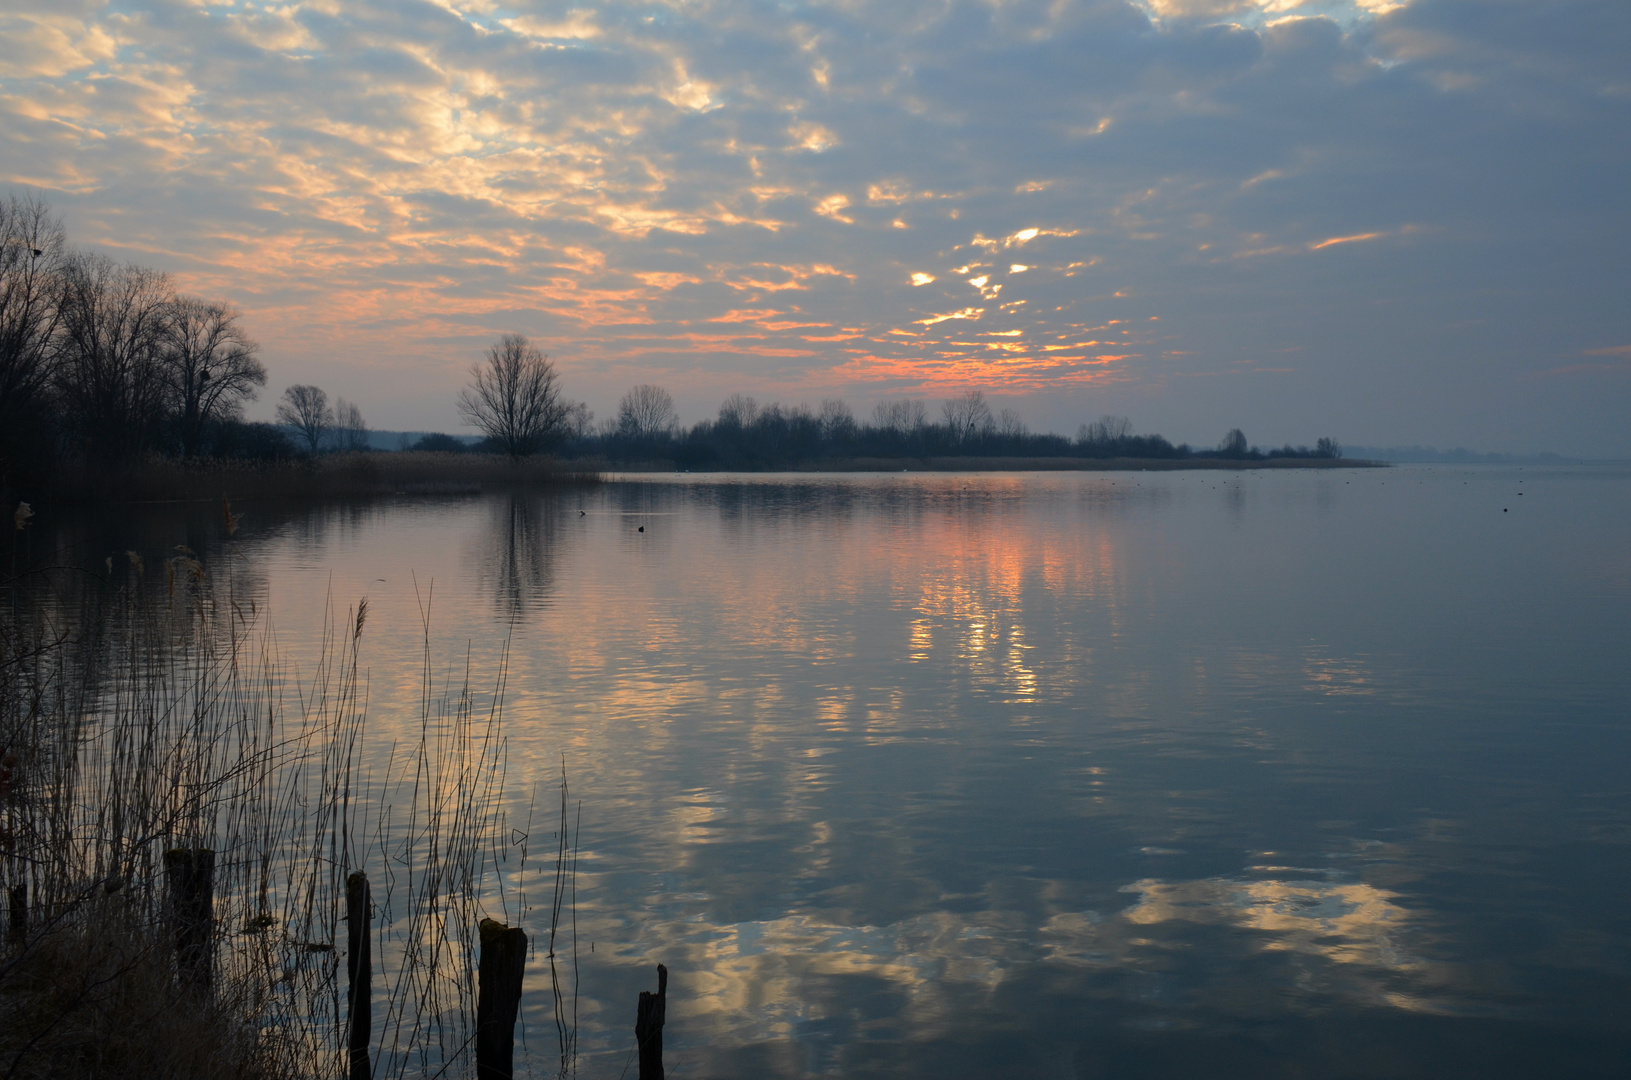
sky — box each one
[2,0,1628,453]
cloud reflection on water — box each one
[612,860,1461,1057]
[57,470,1627,1075]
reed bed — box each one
[0,551,575,1079]
[41,452,600,505]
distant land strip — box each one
[616,456,1387,473]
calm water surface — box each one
[49,467,1631,1076]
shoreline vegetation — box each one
[0,558,578,1079]
[1,193,1368,511]
[30,449,1380,506]
[41,450,600,504]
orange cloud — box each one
[1312,231,1385,250]
[709,308,783,323]
[915,307,984,326]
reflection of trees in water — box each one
[5,500,283,678]
[478,494,565,621]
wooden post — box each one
[476,917,527,1080]
[163,847,214,990]
[346,872,372,1080]
[635,964,668,1080]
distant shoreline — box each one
[609,455,1388,474]
[24,451,1387,507]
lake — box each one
[31,465,1631,1077]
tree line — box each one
[0,194,399,496]
[0,194,290,488]
[449,346,1343,469]
[1,190,1342,493]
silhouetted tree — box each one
[457,334,568,458]
[561,400,594,441]
[207,419,296,460]
[872,398,926,435]
[997,408,1028,438]
[333,397,368,452]
[163,296,265,457]
[0,194,67,476]
[408,432,467,453]
[54,254,173,460]
[717,392,759,428]
[1078,415,1132,447]
[616,384,677,440]
[819,398,857,442]
[1316,437,1342,459]
[277,384,333,454]
[1219,428,1248,457]
[942,389,993,445]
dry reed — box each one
[0,548,578,1079]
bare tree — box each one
[1077,414,1132,447]
[162,296,266,457]
[818,398,856,441]
[616,384,677,440]
[457,333,568,458]
[942,389,992,445]
[1316,437,1342,459]
[871,398,926,435]
[0,194,67,468]
[1219,428,1248,457]
[334,397,369,452]
[54,254,174,460]
[717,392,759,428]
[277,384,333,454]
[996,408,1028,438]
[561,400,594,441]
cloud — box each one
[0,0,1625,452]
[1311,231,1385,250]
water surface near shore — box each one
[34,466,1631,1077]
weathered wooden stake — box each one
[346,871,372,1080]
[476,917,527,1080]
[635,963,668,1080]
[163,847,214,990]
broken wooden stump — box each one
[635,963,668,1080]
[476,917,527,1080]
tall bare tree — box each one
[996,408,1028,438]
[457,334,568,458]
[163,296,266,457]
[818,398,856,441]
[277,384,333,454]
[54,254,174,460]
[561,400,595,441]
[616,384,677,440]
[0,194,67,471]
[871,398,926,435]
[716,392,759,428]
[1077,414,1132,447]
[941,389,992,445]
[334,397,369,452]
